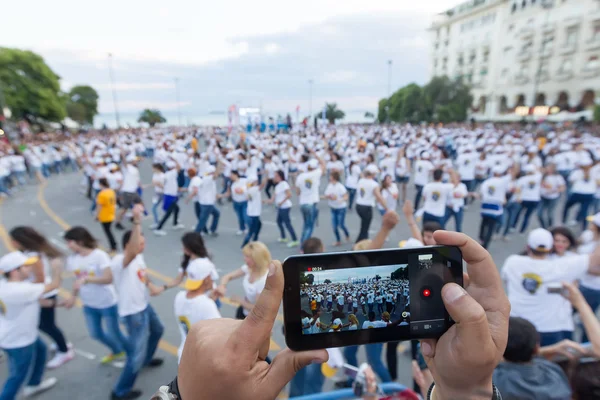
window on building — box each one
[483,48,490,62]
[435,43,439,50]
[501,68,509,77]
[444,40,449,47]
[521,63,530,75]
[565,26,579,46]
[508,24,515,32]
[480,67,488,76]
[458,54,464,66]
[512,3,517,13]
[586,55,599,70]
[542,35,554,51]
[469,51,476,64]
[436,29,440,39]
[434,59,438,68]
[593,21,600,41]
[559,59,573,72]
[521,39,533,53]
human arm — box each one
[561,281,600,357]
[122,204,144,268]
[164,271,185,290]
[538,339,588,361]
[373,187,387,211]
[216,268,246,295]
[279,189,293,208]
[402,200,423,243]
[367,211,400,250]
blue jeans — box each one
[300,203,317,244]
[423,212,445,228]
[0,338,46,400]
[331,207,350,242]
[83,305,126,355]
[277,207,297,241]
[0,177,9,195]
[563,193,594,230]
[195,204,220,233]
[242,216,262,247]
[347,187,356,210]
[518,200,540,233]
[414,184,424,208]
[580,285,600,343]
[537,197,559,229]
[444,207,464,232]
[539,331,573,347]
[233,201,248,231]
[152,194,164,225]
[221,176,231,195]
[344,343,392,383]
[502,201,520,236]
[113,305,164,397]
[288,362,324,397]
[12,171,26,186]
[41,164,51,177]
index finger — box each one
[432,230,501,291]
[234,260,281,355]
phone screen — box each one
[283,245,463,351]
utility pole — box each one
[108,53,121,128]
[175,77,181,126]
[387,60,393,123]
[308,79,314,121]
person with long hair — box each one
[96,178,118,252]
[62,226,126,365]
[9,226,74,369]
[217,242,271,319]
[550,226,577,259]
[395,147,411,203]
[345,158,361,211]
[150,163,165,228]
[266,170,298,248]
[222,171,249,235]
[355,165,387,242]
[323,170,350,246]
[242,175,266,247]
[538,163,566,229]
[377,175,399,216]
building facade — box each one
[430,0,600,121]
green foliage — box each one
[323,279,332,284]
[594,105,600,123]
[378,76,473,124]
[305,274,315,285]
[391,266,408,280]
[138,109,166,127]
[0,47,66,122]
[322,103,345,124]
[364,111,375,119]
[67,85,99,125]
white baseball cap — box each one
[523,164,536,173]
[205,165,216,174]
[420,151,431,160]
[308,159,319,169]
[492,165,506,175]
[166,160,176,169]
[331,318,343,329]
[586,213,600,227]
[527,228,553,253]
[0,251,38,273]
[184,259,216,291]
[365,165,378,175]
[398,238,424,249]
[527,145,538,153]
[578,158,593,167]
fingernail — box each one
[443,284,466,303]
[421,341,432,356]
[311,358,325,364]
[268,262,276,277]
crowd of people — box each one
[0,122,600,399]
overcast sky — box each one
[311,264,406,284]
[3,0,457,119]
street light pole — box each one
[175,77,181,126]
[108,53,121,128]
[308,79,313,121]
[531,0,554,118]
[387,60,393,123]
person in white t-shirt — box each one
[413,152,434,208]
[394,147,411,203]
[444,172,469,233]
[455,147,477,198]
[295,157,324,245]
[323,171,350,246]
[501,228,600,346]
[538,163,566,229]
[196,165,220,236]
[513,164,542,234]
[222,171,249,235]
[115,155,142,230]
[345,159,361,211]
[62,226,126,363]
[377,175,399,216]
[154,160,184,236]
[150,164,166,227]
[478,166,512,249]
[9,227,73,369]
[577,213,600,343]
[421,169,455,228]
[0,252,60,398]
[355,166,387,242]
[242,175,266,247]
[265,170,298,248]
[110,205,165,399]
[174,257,221,363]
[562,159,597,230]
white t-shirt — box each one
[111,254,149,317]
[578,241,600,290]
[395,158,409,177]
[0,281,44,349]
[275,181,293,209]
[198,177,217,205]
[264,162,277,179]
[569,169,597,195]
[362,320,387,329]
[241,264,268,316]
[231,178,249,203]
[296,169,322,205]
[345,164,361,189]
[448,183,468,211]
[356,178,379,207]
[414,160,434,186]
[152,172,165,194]
[188,176,202,203]
[502,254,590,332]
[455,153,477,180]
[163,169,179,196]
[66,249,118,309]
[324,182,348,209]
[479,176,510,216]
[541,174,566,200]
[174,291,221,362]
[516,173,542,202]
[25,253,58,299]
[121,164,140,193]
[422,182,454,217]
[247,185,262,217]
[378,184,399,211]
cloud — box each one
[321,70,359,84]
[115,101,191,112]
[92,82,175,91]
[264,43,281,54]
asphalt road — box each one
[0,161,553,399]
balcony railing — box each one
[514,74,530,85]
[581,67,600,78]
[517,50,532,61]
[585,37,600,52]
[559,43,577,56]
[555,69,574,81]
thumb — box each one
[264,348,328,396]
[442,283,491,349]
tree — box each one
[66,85,99,125]
[594,104,600,123]
[377,98,388,123]
[323,279,332,284]
[391,266,408,280]
[322,103,345,124]
[364,111,375,119]
[305,274,315,285]
[138,109,166,127]
[0,47,66,123]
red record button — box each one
[422,289,431,297]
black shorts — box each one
[120,192,141,209]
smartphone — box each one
[282,245,463,351]
[547,285,565,295]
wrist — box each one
[431,379,494,400]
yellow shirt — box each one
[96,189,116,223]
[191,138,198,152]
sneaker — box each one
[101,352,126,365]
[153,229,167,236]
[172,223,185,230]
[287,240,300,248]
[508,227,516,233]
[236,230,244,236]
[277,238,289,243]
[50,342,73,352]
[146,358,164,368]
[115,223,125,230]
[46,350,74,369]
[502,236,511,242]
[111,389,142,400]
[567,220,578,227]
[23,377,57,397]
[149,223,158,229]
[209,231,219,237]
